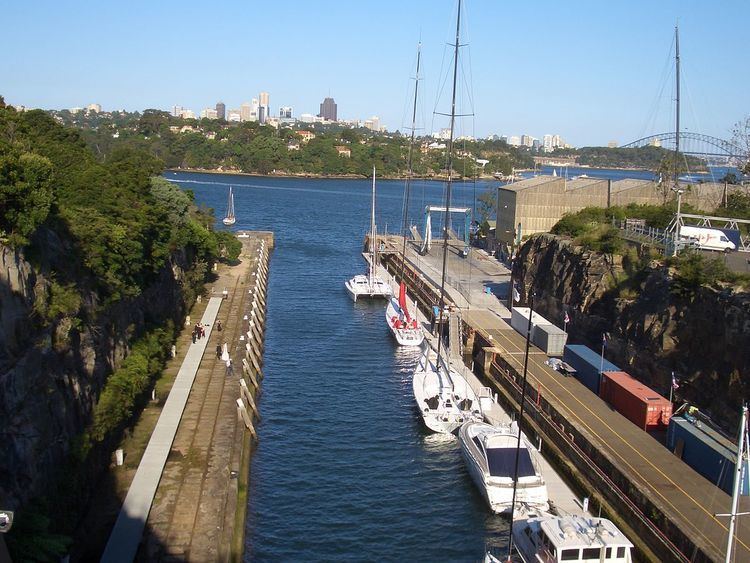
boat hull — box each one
[385,297,424,346]
[345,274,393,302]
[222,218,236,226]
[412,350,481,434]
[459,421,549,514]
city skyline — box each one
[2,0,748,146]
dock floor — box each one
[383,235,750,561]
[101,233,270,562]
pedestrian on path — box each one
[200,324,206,339]
[217,320,222,332]
[171,344,177,358]
[216,344,222,359]
[225,359,234,377]
[191,330,196,344]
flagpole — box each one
[599,333,605,392]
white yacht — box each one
[385,283,424,346]
[412,348,481,434]
[512,514,634,563]
[459,421,548,514]
[222,186,236,226]
[345,168,393,302]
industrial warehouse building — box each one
[495,175,738,244]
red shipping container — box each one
[599,371,672,431]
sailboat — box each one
[222,186,236,226]
[385,42,424,347]
[386,282,424,346]
[345,168,393,301]
[411,0,481,434]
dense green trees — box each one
[0,104,233,302]
[56,109,532,178]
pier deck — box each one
[102,232,272,562]
[382,235,749,562]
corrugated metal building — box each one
[497,175,740,244]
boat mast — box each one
[435,0,462,367]
[725,405,748,563]
[674,24,680,190]
[371,166,377,285]
[399,43,422,284]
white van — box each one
[679,225,736,252]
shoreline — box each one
[165,167,499,182]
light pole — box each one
[671,186,685,257]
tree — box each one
[0,150,54,245]
[731,116,750,176]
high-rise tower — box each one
[216,101,226,120]
[319,97,337,121]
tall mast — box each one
[399,43,422,284]
[674,24,680,190]
[371,166,377,285]
[725,406,748,563]
[436,0,461,366]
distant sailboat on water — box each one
[223,186,236,226]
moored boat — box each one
[512,514,634,563]
[412,348,481,434]
[459,420,548,514]
[345,168,393,301]
[385,282,424,346]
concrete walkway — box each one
[101,297,223,563]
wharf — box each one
[102,231,273,562]
[379,258,586,519]
[380,235,750,563]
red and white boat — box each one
[385,282,424,347]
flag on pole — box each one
[672,372,679,390]
[513,284,520,303]
[602,333,607,348]
[564,311,570,324]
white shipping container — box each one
[510,307,553,337]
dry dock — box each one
[102,231,273,562]
[380,235,750,563]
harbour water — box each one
[167,171,506,561]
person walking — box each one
[216,344,222,359]
[225,358,234,377]
[217,320,222,332]
[191,329,196,344]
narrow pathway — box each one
[101,297,223,563]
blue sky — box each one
[1,0,747,146]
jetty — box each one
[101,231,273,562]
[378,233,750,563]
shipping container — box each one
[562,344,620,395]
[599,371,672,430]
[510,307,552,337]
[667,412,749,495]
[533,323,568,356]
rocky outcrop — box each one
[514,233,750,431]
[0,229,195,510]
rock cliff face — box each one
[0,230,193,510]
[513,233,750,431]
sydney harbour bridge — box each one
[621,131,744,165]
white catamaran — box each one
[345,168,393,301]
[222,186,236,226]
